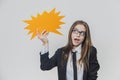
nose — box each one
[76,32,80,37]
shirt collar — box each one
[72,44,81,54]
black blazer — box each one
[40,46,100,80]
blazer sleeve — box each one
[40,49,59,70]
[88,46,100,80]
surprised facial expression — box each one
[71,24,86,47]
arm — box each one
[40,50,58,70]
[40,44,57,70]
[37,30,56,70]
[88,47,100,80]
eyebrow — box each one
[73,28,86,32]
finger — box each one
[43,31,49,37]
[41,29,47,35]
[45,32,49,37]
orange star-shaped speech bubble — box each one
[23,8,65,40]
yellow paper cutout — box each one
[23,8,65,40]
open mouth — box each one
[74,38,80,42]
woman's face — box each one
[71,24,86,47]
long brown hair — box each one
[62,20,92,70]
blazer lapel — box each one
[61,56,68,80]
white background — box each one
[0,0,120,80]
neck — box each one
[72,44,81,52]
[73,44,81,49]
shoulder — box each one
[90,46,97,51]
[55,47,63,53]
[89,46,98,62]
[90,46,97,53]
[56,47,63,51]
[89,46,97,57]
[54,47,63,55]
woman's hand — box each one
[37,29,49,46]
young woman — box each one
[37,20,100,80]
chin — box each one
[73,43,81,47]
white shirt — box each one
[40,44,84,80]
[66,45,84,80]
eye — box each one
[72,29,77,32]
[80,31,86,36]
[72,28,78,32]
